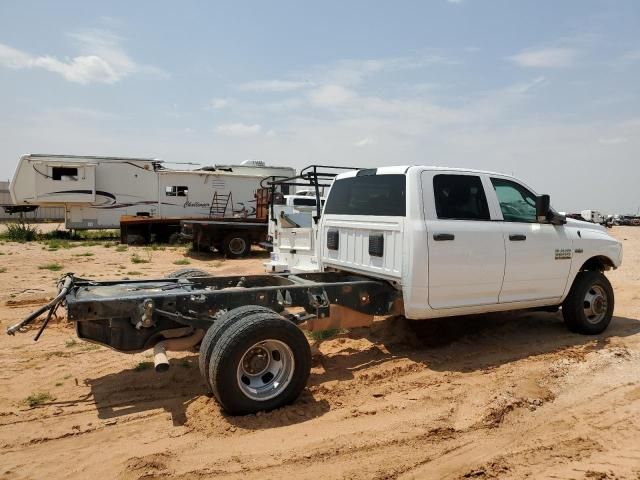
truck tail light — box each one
[369,233,384,257]
[327,230,339,250]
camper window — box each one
[52,167,78,181]
[165,186,188,197]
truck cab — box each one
[319,166,622,323]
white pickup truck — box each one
[320,166,622,332]
[9,165,623,415]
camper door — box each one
[33,162,96,203]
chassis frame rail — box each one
[8,272,398,353]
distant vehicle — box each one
[10,154,294,242]
[264,194,325,273]
[581,209,605,224]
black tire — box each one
[208,312,311,415]
[198,305,277,391]
[222,233,251,258]
[168,232,184,245]
[191,241,212,253]
[126,234,146,245]
[562,271,614,334]
[166,268,211,279]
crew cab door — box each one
[488,177,572,303]
[422,172,506,309]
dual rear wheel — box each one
[199,306,311,415]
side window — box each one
[433,174,490,221]
[165,186,188,197]
[491,178,537,223]
[52,167,78,181]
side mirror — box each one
[536,194,550,223]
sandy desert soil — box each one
[0,226,639,480]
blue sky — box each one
[1,0,639,213]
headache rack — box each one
[260,165,356,223]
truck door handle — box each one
[509,234,526,241]
[433,233,455,241]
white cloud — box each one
[598,136,627,145]
[215,123,262,136]
[309,85,355,107]
[311,55,457,87]
[355,137,373,147]
[510,76,547,94]
[0,43,33,68]
[0,29,162,84]
[209,98,232,109]
[509,47,578,68]
[238,79,311,92]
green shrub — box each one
[131,252,151,264]
[134,361,152,372]
[1,221,39,242]
[307,328,344,342]
[44,239,75,250]
[38,263,63,271]
[79,240,100,247]
[173,258,191,265]
[24,392,54,407]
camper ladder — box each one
[209,192,232,217]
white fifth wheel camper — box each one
[10,154,294,230]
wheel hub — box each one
[583,285,608,324]
[243,347,269,375]
[592,296,605,315]
[229,238,246,255]
[237,339,295,401]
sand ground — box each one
[0,226,639,480]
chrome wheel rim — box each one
[229,237,247,255]
[583,285,608,324]
[237,339,295,401]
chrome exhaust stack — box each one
[152,329,204,373]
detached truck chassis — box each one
[8,271,398,414]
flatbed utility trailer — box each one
[180,218,269,258]
[8,272,398,414]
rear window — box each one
[324,174,406,216]
[292,198,316,207]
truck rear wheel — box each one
[198,305,277,392]
[222,233,251,258]
[166,268,211,279]
[562,271,614,334]
[207,312,311,415]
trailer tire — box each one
[191,241,212,253]
[222,233,251,258]
[198,305,277,392]
[168,232,184,245]
[166,268,211,279]
[562,271,614,334]
[208,312,311,415]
